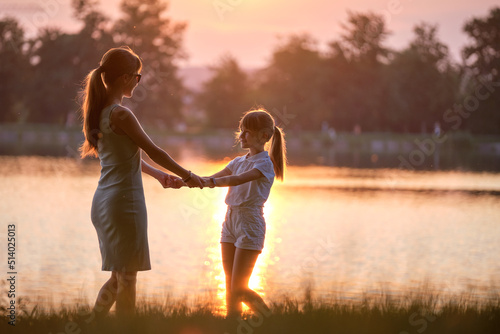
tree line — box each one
[1,0,186,128]
[1,1,499,134]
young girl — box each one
[203,109,286,318]
[79,46,204,317]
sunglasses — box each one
[131,73,142,83]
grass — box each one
[2,288,500,334]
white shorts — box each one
[220,206,266,252]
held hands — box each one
[183,171,205,189]
[178,173,216,189]
[201,177,216,188]
[186,176,215,188]
[157,171,214,189]
[157,172,184,189]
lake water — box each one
[1,156,499,312]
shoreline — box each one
[1,124,500,171]
[3,288,500,333]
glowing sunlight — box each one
[204,188,228,313]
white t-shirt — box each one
[224,151,275,207]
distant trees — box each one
[256,35,325,130]
[336,11,391,65]
[195,54,250,128]
[463,8,500,80]
[0,0,185,126]
[462,7,500,134]
[114,0,187,126]
[198,8,499,134]
[0,18,31,123]
[0,3,499,134]
[26,0,114,124]
[195,12,460,133]
[386,23,458,132]
[324,12,392,132]
[242,12,457,133]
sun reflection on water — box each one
[2,157,500,310]
[204,188,228,314]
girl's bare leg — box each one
[221,242,242,317]
[115,271,137,317]
[93,271,118,317]
[231,248,270,316]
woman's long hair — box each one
[239,109,287,181]
[79,46,142,158]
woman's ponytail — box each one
[78,46,142,158]
[270,125,287,181]
[79,66,107,158]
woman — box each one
[79,46,204,316]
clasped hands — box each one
[157,172,215,189]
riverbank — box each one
[1,123,500,170]
[2,289,499,334]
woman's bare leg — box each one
[115,271,137,317]
[93,271,118,317]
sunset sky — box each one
[3,0,499,67]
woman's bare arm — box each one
[141,159,161,179]
[110,106,203,188]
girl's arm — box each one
[110,106,203,188]
[208,167,232,178]
[206,168,263,187]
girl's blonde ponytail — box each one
[270,125,287,181]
